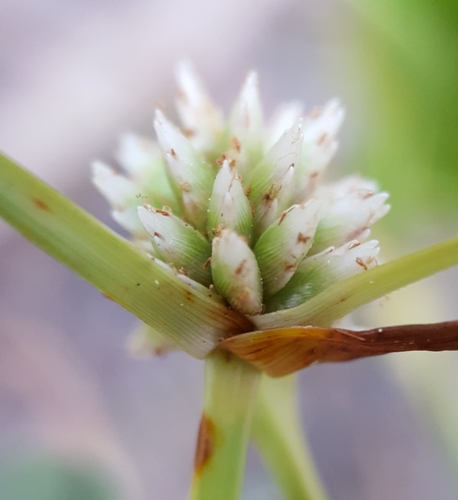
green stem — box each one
[252,375,328,500]
[0,153,251,358]
[188,351,261,500]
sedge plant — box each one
[1,62,458,500]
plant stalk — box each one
[188,350,260,500]
[252,375,328,500]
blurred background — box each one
[0,0,457,498]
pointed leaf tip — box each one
[211,229,263,315]
[138,205,212,286]
[91,161,140,210]
[175,61,223,151]
[154,109,214,232]
[254,200,319,298]
[207,159,253,241]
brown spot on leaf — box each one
[250,201,256,218]
[262,192,274,206]
[179,182,192,192]
[285,263,296,273]
[317,133,328,146]
[170,148,177,158]
[262,185,280,206]
[156,209,171,216]
[356,257,368,270]
[297,233,310,244]
[194,414,216,475]
[347,241,361,250]
[231,136,241,153]
[32,198,51,212]
[278,211,288,225]
[235,259,247,276]
[202,257,212,270]
[216,153,227,166]
[182,128,195,138]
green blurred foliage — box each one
[0,454,118,500]
[346,0,458,230]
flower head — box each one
[93,62,389,327]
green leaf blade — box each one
[253,236,458,329]
[0,153,252,358]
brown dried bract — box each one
[220,321,458,377]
